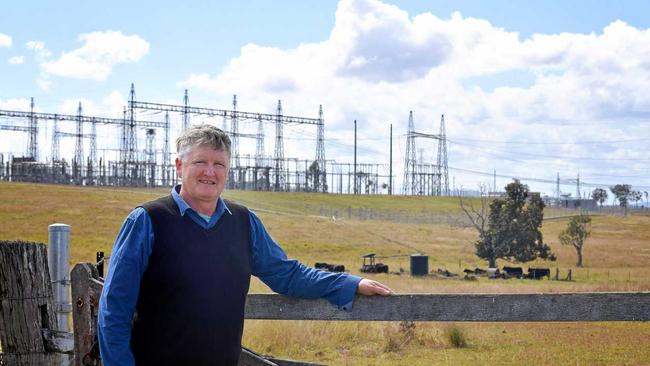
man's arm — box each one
[249,211,391,310]
[97,208,154,366]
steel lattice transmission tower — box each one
[183,89,190,131]
[127,84,137,163]
[28,97,38,160]
[231,95,240,168]
[120,107,127,165]
[255,115,265,167]
[74,102,84,181]
[89,116,97,183]
[315,105,327,192]
[436,114,449,196]
[51,118,60,162]
[163,112,171,186]
[402,111,416,195]
[273,100,285,191]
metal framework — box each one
[1,84,453,196]
[402,113,449,196]
[127,86,326,192]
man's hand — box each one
[357,278,393,296]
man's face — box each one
[176,145,230,207]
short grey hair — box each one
[176,124,231,160]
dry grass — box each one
[1,181,649,365]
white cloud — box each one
[25,41,53,65]
[102,90,127,115]
[0,33,11,47]
[59,98,98,115]
[36,75,51,92]
[26,41,45,51]
[8,56,24,65]
[0,98,32,111]
[41,31,150,81]
[178,0,650,192]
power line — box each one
[449,139,650,162]
[448,165,650,190]
[448,137,647,145]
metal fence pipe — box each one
[48,223,72,332]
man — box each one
[98,124,392,366]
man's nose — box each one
[203,165,217,175]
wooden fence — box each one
[0,241,73,366]
[69,262,650,366]
[1,243,649,366]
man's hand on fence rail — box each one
[357,278,393,296]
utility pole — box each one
[163,112,170,186]
[231,95,239,168]
[389,123,393,195]
[353,119,357,195]
[436,114,449,196]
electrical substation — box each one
[0,83,451,195]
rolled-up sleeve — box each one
[249,211,361,310]
[98,208,154,366]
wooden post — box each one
[0,240,73,365]
[71,263,103,366]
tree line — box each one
[459,180,645,270]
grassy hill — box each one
[1,181,649,365]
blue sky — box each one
[1,0,649,196]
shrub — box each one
[445,325,468,348]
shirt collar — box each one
[171,184,231,217]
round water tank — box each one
[410,255,429,276]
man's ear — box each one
[175,157,183,178]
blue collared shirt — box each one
[98,185,361,366]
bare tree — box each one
[458,184,490,246]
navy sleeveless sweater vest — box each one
[131,195,252,366]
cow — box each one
[502,266,524,278]
[527,267,551,279]
[314,262,330,269]
[328,264,346,272]
[314,262,346,272]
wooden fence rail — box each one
[245,292,650,322]
[69,262,650,366]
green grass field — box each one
[1,182,649,365]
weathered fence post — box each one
[0,240,74,365]
[71,263,102,366]
[48,224,72,332]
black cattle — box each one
[328,264,346,272]
[527,267,550,279]
[502,266,524,278]
[473,268,487,275]
[314,262,346,272]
